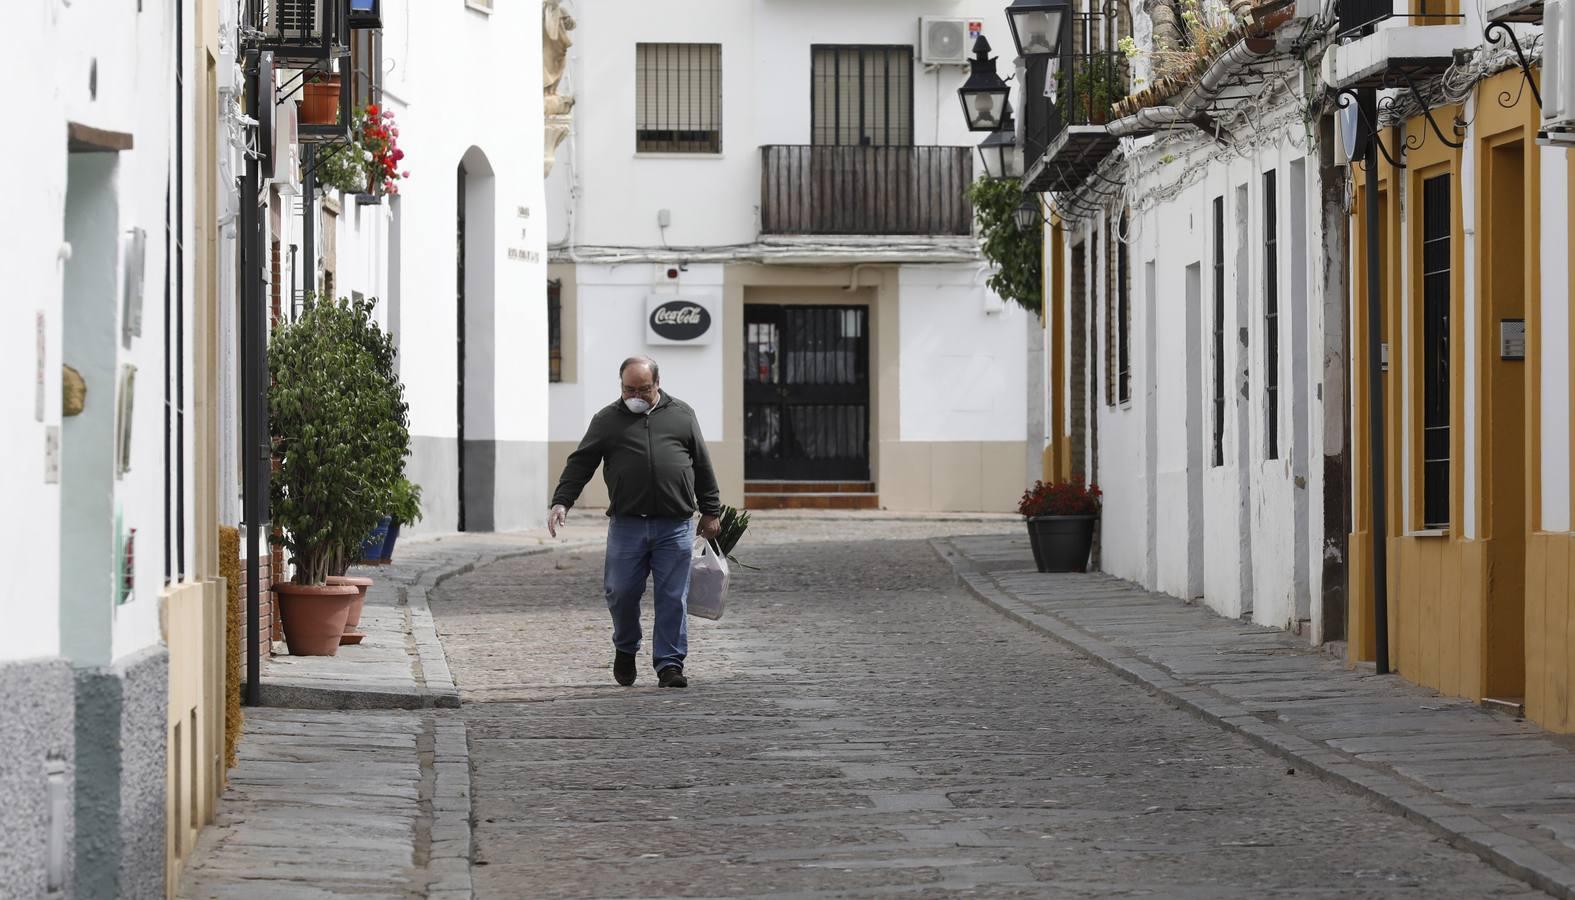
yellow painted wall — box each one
[1346,73,1575,732]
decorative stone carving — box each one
[62,364,86,417]
[544,0,577,177]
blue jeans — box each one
[604,516,693,672]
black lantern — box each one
[1014,195,1045,233]
[978,103,1021,179]
[958,36,1011,132]
[1007,0,1072,59]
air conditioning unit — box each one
[921,17,978,66]
[267,0,322,41]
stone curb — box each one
[259,543,584,711]
[931,538,1575,900]
[427,719,475,899]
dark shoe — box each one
[657,666,688,688]
[613,651,636,686]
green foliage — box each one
[389,476,424,526]
[313,140,368,194]
[967,177,1042,317]
[269,294,410,584]
[716,505,751,558]
[1065,56,1126,125]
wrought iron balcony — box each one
[1338,0,1395,37]
[1020,43,1125,193]
[1338,0,1463,37]
[760,145,974,237]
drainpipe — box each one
[1105,37,1280,139]
[1361,87,1390,675]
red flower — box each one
[1017,478,1101,517]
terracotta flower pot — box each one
[276,583,357,656]
[327,575,373,629]
[301,77,341,126]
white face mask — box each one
[624,397,652,414]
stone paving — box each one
[431,518,1545,898]
[939,533,1575,899]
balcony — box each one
[759,145,974,237]
[1021,43,1123,194]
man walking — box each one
[548,357,722,688]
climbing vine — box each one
[967,177,1042,317]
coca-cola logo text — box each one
[649,301,711,341]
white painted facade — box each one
[547,0,1034,512]
[322,0,551,533]
[1046,79,1336,635]
[1,0,200,666]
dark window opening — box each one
[811,45,914,146]
[1422,173,1451,529]
[1264,171,1280,460]
[636,43,722,153]
[1213,195,1225,467]
[548,278,563,383]
[1117,212,1131,405]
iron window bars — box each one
[636,43,723,153]
[1213,195,1227,468]
[1264,171,1280,460]
[1421,173,1451,529]
[811,46,915,147]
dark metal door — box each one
[744,305,870,480]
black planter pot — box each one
[1026,514,1096,573]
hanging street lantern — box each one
[958,36,1011,132]
[978,102,1021,179]
[1006,0,1072,59]
[1014,194,1045,234]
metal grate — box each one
[1117,213,1130,405]
[759,145,972,236]
[547,279,563,383]
[637,43,722,153]
[811,46,913,146]
[744,306,870,481]
[1421,173,1451,529]
[1264,170,1280,460]
[1213,195,1226,468]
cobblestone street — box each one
[430,518,1544,899]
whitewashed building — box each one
[2,0,232,893]
[1031,0,1349,637]
[296,1,551,533]
[546,0,1037,513]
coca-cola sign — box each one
[648,299,713,343]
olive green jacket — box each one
[551,393,722,519]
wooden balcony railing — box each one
[760,145,974,237]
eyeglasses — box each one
[621,382,657,396]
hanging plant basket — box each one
[301,76,342,126]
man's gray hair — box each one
[619,356,660,382]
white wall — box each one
[1082,113,1324,631]
[898,265,1028,443]
[1541,148,1571,532]
[1,0,194,663]
[556,0,1009,253]
[552,263,728,444]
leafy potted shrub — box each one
[270,294,409,654]
[311,105,411,198]
[377,476,423,564]
[1018,479,1102,573]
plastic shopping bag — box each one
[688,538,730,621]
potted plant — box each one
[1062,55,1126,126]
[311,105,411,197]
[379,476,423,564]
[1018,478,1102,573]
[270,294,409,655]
[300,70,342,126]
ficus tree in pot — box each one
[269,294,410,653]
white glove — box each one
[547,504,568,538]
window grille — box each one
[1212,195,1225,467]
[811,46,914,146]
[636,43,722,153]
[548,279,563,383]
[1421,173,1451,529]
[1264,171,1280,460]
[351,27,382,111]
[1117,212,1130,405]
